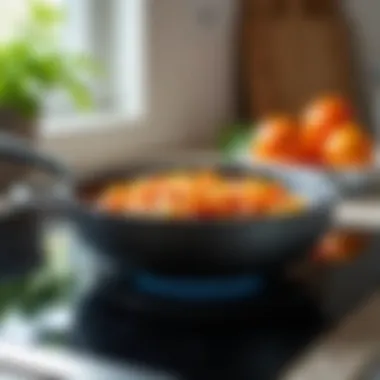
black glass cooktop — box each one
[0,229,377,380]
[72,276,323,380]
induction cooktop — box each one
[0,230,378,380]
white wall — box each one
[345,0,380,70]
[42,0,238,174]
[344,0,380,137]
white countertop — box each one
[336,200,380,230]
[0,343,174,379]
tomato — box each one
[98,185,128,212]
[223,182,263,216]
[98,172,306,219]
[251,116,300,163]
[322,123,373,168]
[269,196,306,215]
[125,184,154,215]
[193,185,223,219]
[244,181,285,210]
[301,95,353,160]
[313,231,370,263]
[193,171,221,192]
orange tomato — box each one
[313,231,370,263]
[193,171,221,191]
[98,185,128,212]
[322,123,373,168]
[195,185,228,219]
[98,172,306,220]
[245,180,286,210]
[251,116,300,163]
[125,184,156,215]
[222,181,265,216]
[301,95,353,160]
[269,195,306,215]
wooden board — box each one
[242,0,359,118]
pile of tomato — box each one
[98,171,305,220]
[250,95,373,168]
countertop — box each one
[282,197,380,380]
[283,292,380,380]
[336,200,380,230]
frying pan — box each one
[74,160,340,275]
[0,133,341,275]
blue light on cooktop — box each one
[133,273,266,302]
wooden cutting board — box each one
[242,0,360,118]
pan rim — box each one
[77,196,333,227]
[77,160,337,226]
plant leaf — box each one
[30,0,64,28]
[0,0,96,116]
[65,79,92,110]
[219,124,254,158]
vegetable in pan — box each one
[98,171,306,220]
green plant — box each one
[0,0,95,118]
[218,123,254,158]
[0,232,75,320]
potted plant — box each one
[0,0,94,186]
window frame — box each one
[42,0,147,138]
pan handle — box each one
[0,132,74,217]
[0,132,71,179]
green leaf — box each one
[19,277,70,317]
[65,79,93,110]
[0,0,96,118]
[219,124,254,158]
[73,55,103,77]
[30,0,65,28]
[0,278,30,319]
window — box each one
[0,0,239,175]
[0,0,146,135]
[43,0,147,135]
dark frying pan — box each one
[0,134,340,275]
[74,161,340,275]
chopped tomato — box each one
[98,185,129,212]
[98,172,306,220]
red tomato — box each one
[322,123,373,168]
[99,172,306,220]
[251,116,301,163]
[313,231,370,263]
[98,185,128,212]
[301,95,353,160]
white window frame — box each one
[41,0,148,138]
[39,0,239,175]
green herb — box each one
[218,123,255,159]
[0,0,97,118]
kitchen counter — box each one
[337,200,380,230]
[283,292,380,380]
[284,195,380,380]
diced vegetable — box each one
[98,171,306,220]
